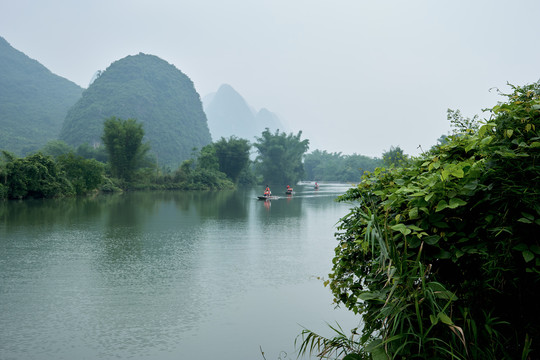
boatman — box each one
[264,185,271,197]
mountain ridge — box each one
[0,36,83,154]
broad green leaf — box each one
[430,314,438,325]
[425,192,435,202]
[424,235,440,245]
[530,142,540,148]
[521,212,534,220]
[480,136,493,146]
[441,170,450,181]
[435,200,448,212]
[523,250,534,263]
[371,346,389,360]
[513,243,528,252]
[391,224,411,235]
[407,224,424,231]
[452,168,464,178]
[505,129,514,138]
[409,207,419,220]
[448,197,467,208]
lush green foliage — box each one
[300,83,540,359]
[1,151,74,199]
[56,153,104,195]
[60,53,212,167]
[213,136,251,183]
[0,36,83,155]
[304,150,382,182]
[381,145,408,167]
[254,128,309,185]
[102,117,150,182]
[40,140,75,159]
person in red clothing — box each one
[264,185,271,197]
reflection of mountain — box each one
[202,84,284,142]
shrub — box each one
[299,83,540,359]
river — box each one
[0,183,360,360]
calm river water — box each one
[0,184,360,360]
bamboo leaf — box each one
[438,312,453,325]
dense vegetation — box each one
[60,53,212,167]
[0,36,83,155]
[0,151,104,199]
[254,128,310,185]
[102,117,150,183]
[304,150,382,182]
[299,83,540,359]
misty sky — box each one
[1,0,539,157]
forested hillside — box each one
[60,53,212,166]
[203,84,283,141]
[0,36,83,155]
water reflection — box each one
[0,184,355,360]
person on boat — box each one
[286,185,293,194]
[314,182,319,189]
[264,185,271,197]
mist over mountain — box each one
[60,53,212,166]
[203,84,284,142]
[0,36,83,155]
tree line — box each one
[0,117,346,199]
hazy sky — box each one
[1,0,539,157]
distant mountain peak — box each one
[60,53,211,166]
[202,84,284,141]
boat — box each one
[285,190,293,195]
[258,195,278,201]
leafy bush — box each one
[300,83,540,359]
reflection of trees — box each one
[171,190,248,220]
[0,196,106,232]
[102,193,156,263]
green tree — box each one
[381,145,408,167]
[40,140,74,159]
[213,136,251,183]
[254,128,309,185]
[76,143,108,162]
[196,144,219,172]
[2,151,74,199]
[57,152,104,195]
[102,117,150,182]
[299,83,540,359]
[304,150,382,182]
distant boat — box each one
[258,195,278,201]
